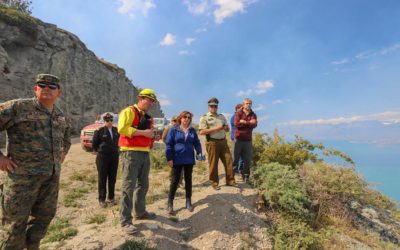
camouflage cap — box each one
[35,74,60,84]
[208,97,219,105]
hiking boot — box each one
[167,200,174,215]
[99,201,107,208]
[135,211,156,220]
[122,224,138,235]
[186,198,194,212]
[227,181,238,187]
[108,199,118,206]
[212,185,221,190]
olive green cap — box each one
[208,97,219,105]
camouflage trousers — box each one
[120,151,150,226]
[0,172,60,250]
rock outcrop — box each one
[0,8,163,136]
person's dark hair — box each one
[235,103,243,111]
[177,111,193,126]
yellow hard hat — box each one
[138,88,157,101]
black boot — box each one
[186,198,194,212]
[167,199,174,215]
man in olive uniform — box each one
[0,74,71,249]
[199,97,236,190]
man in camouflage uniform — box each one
[199,97,236,190]
[0,74,71,250]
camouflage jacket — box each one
[0,98,71,176]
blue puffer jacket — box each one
[165,125,202,166]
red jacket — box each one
[234,108,257,141]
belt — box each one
[208,138,226,141]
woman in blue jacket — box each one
[165,111,202,214]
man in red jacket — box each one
[233,98,257,183]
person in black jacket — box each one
[92,113,120,207]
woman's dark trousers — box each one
[96,152,119,201]
[168,164,193,201]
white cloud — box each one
[160,33,176,46]
[179,50,195,56]
[255,80,274,94]
[253,104,265,111]
[117,0,156,17]
[331,58,349,65]
[280,111,400,126]
[235,80,273,98]
[214,0,244,24]
[258,115,269,121]
[195,27,208,33]
[355,43,400,60]
[184,0,256,24]
[273,99,290,104]
[236,89,252,97]
[185,37,196,45]
[183,0,209,15]
[380,43,400,55]
[355,50,375,60]
[158,94,171,106]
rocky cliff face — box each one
[0,9,163,136]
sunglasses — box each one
[37,82,59,90]
[182,116,191,119]
[104,118,113,122]
[209,105,218,108]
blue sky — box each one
[31,0,400,145]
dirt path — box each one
[41,140,272,250]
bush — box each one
[252,130,354,170]
[300,162,396,218]
[119,240,155,250]
[253,163,312,220]
[0,5,38,39]
[43,217,78,243]
[150,147,167,170]
[86,213,106,224]
[274,214,321,250]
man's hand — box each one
[223,124,229,132]
[216,125,224,132]
[0,155,18,173]
[168,160,173,168]
[142,129,155,138]
[239,119,246,124]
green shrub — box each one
[301,162,396,213]
[86,214,106,224]
[64,187,89,207]
[119,240,155,250]
[70,170,97,184]
[253,163,312,220]
[43,217,78,243]
[274,214,321,250]
[252,130,354,170]
[0,5,39,38]
[150,147,167,170]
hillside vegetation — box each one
[251,130,400,249]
